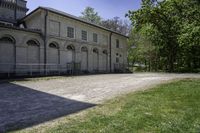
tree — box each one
[80,7,131,36]
[127,0,200,72]
[101,17,131,36]
[176,0,200,71]
[80,7,101,24]
[128,26,158,72]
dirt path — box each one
[0,73,199,132]
[10,73,200,103]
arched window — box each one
[0,35,15,44]
[0,35,15,70]
[67,45,75,51]
[27,40,39,46]
[27,40,40,65]
[103,50,108,55]
[49,42,59,49]
[93,48,98,53]
[81,47,88,52]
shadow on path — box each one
[0,83,96,132]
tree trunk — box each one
[145,60,147,71]
[132,60,134,67]
[168,47,175,72]
[169,55,174,72]
[148,59,151,72]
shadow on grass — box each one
[0,82,96,132]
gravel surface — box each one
[0,73,199,132]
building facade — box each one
[0,0,128,76]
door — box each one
[93,52,98,71]
[102,53,108,71]
[66,50,74,63]
[0,37,15,73]
[48,43,59,71]
[27,45,40,72]
[81,51,88,71]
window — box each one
[116,53,119,63]
[103,35,108,45]
[49,43,58,49]
[116,39,120,48]
[116,57,119,63]
[27,40,39,46]
[103,50,108,55]
[49,20,60,36]
[93,33,98,43]
[0,36,15,43]
[93,48,98,53]
[81,47,88,52]
[81,30,87,41]
[67,45,75,51]
[67,27,74,38]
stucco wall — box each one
[25,11,43,31]
[0,27,44,73]
[0,8,128,75]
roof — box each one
[0,24,41,34]
[22,7,129,38]
[0,18,16,24]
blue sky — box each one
[26,0,141,20]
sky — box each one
[26,0,141,20]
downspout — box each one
[14,0,17,25]
[44,10,48,73]
[109,32,112,73]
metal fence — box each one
[114,63,127,73]
[0,63,128,77]
[0,62,81,77]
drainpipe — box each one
[109,32,112,73]
[14,0,17,24]
[44,10,48,74]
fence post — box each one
[8,64,10,78]
[45,64,47,76]
[30,65,32,76]
[58,64,60,75]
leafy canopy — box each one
[81,7,101,24]
[127,0,200,72]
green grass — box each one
[14,79,200,133]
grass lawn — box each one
[14,79,200,133]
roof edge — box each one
[0,24,41,34]
[21,7,129,38]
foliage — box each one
[80,7,102,24]
[80,7,131,36]
[127,0,200,72]
[128,27,159,71]
[15,79,200,133]
[101,17,131,36]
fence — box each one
[0,62,81,77]
[114,63,127,73]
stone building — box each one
[0,0,128,76]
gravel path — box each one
[0,73,199,132]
